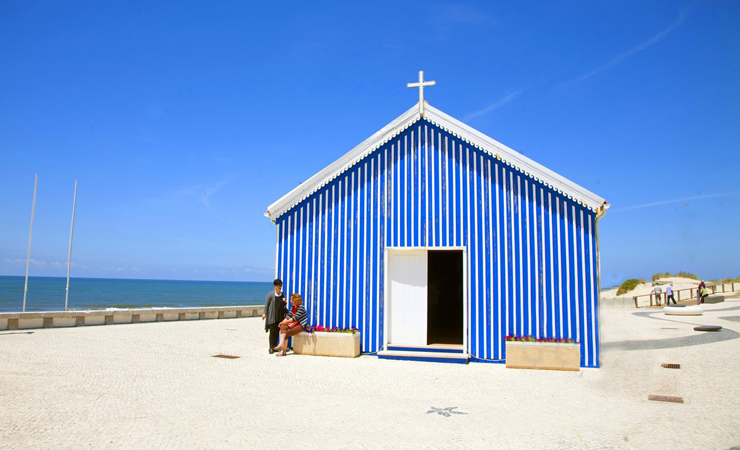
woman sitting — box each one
[275,293,307,356]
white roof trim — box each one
[423,104,607,212]
[265,104,608,221]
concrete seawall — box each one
[0,305,264,331]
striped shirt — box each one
[291,304,307,328]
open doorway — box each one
[427,250,464,345]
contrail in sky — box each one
[611,192,740,213]
[465,88,528,120]
[560,11,687,88]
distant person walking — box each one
[652,285,663,306]
[698,280,709,304]
[262,279,288,354]
[665,283,676,305]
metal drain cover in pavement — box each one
[212,354,240,359]
[648,395,684,403]
[661,363,681,369]
[694,325,722,332]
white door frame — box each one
[383,246,468,354]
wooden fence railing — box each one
[632,282,738,308]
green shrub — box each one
[617,278,645,296]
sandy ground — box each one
[1,298,739,449]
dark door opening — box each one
[427,250,463,345]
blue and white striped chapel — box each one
[265,73,609,367]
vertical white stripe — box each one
[392,144,396,247]
[496,165,502,356]
[548,192,555,337]
[406,134,410,246]
[349,173,355,328]
[298,205,304,297]
[343,178,349,328]
[452,141,457,246]
[564,201,571,339]
[557,199,563,337]
[409,131,413,246]
[573,205,580,343]
[274,219,279,279]
[472,152,479,356]
[290,214,296,296]
[445,137,450,247]
[367,160,372,348]
[311,198,317,319]
[430,128,435,246]
[357,160,373,344]
[418,126,422,247]
[466,146,472,353]
[487,159,494,359]
[330,185,336,327]
[323,192,329,327]
[425,126,430,246]
[509,169,522,334]
[318,194,324,326]
[532,185,539,338]
[540,188,546,338]
[524,179,531,336]
[589,215,597,366]
[517,175,523,335]
[580,209,586,356]
[378,153,384,351]
[280,220,286,282]
[437,131,442,246]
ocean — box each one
[0,276,272,313]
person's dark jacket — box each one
[264,291,287,329]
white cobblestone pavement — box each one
[1,299,739,449]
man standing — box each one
[262,279,287,354]
[652,285,663,306]
[665,283,676,305]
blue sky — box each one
[1,1,738,287]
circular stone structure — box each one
[693,325,722,332]
[664,305,703,316]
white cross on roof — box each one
[407,70,436,117]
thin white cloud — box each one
[611,192,740,213]
[176,177,232,214]
[3,258,46,267]
[464,88,527,120]
[560,11,686,88]
[464,77,551,120]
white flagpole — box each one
[65,180,78,311]
[23,173,38,313]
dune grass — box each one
[713,277,740,283]
[616,278,645,296]
[651,271,699,282]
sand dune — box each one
[601,277,703,298]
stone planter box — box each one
[293,332,360,358]
[505,341,580,371]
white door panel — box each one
[389,250,427,345]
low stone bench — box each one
[663,305,703,316]
[293,331,361,358]
[702,294,724,304]
[0,306,263,331]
